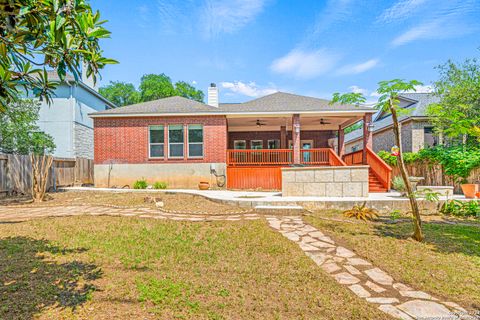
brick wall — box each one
[94,116,227,164]
[228,130,336,149]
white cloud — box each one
[191,80,198,85]
[349,85,369,95]
[270,49,340,79]
[390,0,479,46]
[337,59,379,75]
[220,81,278,97]
[201,0,267,38]
[378,0,429,23]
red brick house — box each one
[90,85,391,196]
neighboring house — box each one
[35,71,116,159]
[345,93,441,154]
[90,85,392,195]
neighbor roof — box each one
[90,91,375,117]
[345,93,441,143]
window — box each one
[268,139,280,149]
[424,126,438,147]
[188,124,203,158]
[168,125,184,158]
[149,125,164,158]
[251,140,263,149]
[234,140,246,149]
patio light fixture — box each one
[367,122,375,132]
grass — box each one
[305,211,480,309]
[0,216,390,319]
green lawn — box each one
[306,213,480,309]
[0,216,390,319]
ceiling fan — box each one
[319,118,332,125]
[255,119,267,127]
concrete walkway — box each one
[0,203,477,319]
[62,186,468,212]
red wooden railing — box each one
[300,148,330,165]
[227,149,292,166]
[343,148,392,191]
[328,149,347,166]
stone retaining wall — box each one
[282,166,369,197]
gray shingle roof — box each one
[91,91,374,117]
[345,93,441,143]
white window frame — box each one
[148,125,165,159]
[233,140,246,149]
[168,124,184,159]
[187,124,204,158]
[250,140,263,150]
[267,139,280,149]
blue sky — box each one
[91,0,480,103]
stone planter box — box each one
[417,186,454,197]
[281,166,369,197]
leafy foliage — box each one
[392,176,406,193]
[99,81,139,107]
[99,74,205,106]
[0,99,55,155]
[0,0,117,111]
[426,58,480,141]
[377,150,419,167]
[153,181,168,190]
[440,200,480,217]
[133,179,148,190]
[418,145,480,183]
[343,202,378,221]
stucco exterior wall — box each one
[94,163,226,189]
[281,166,369,197]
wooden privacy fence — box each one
[391,161,480,193]
[0,153,93,195]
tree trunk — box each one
[390,102,424,242]
[31,154,53,202]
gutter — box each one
[89,109,377,118]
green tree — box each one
[139,74,176,102]
[0,0,117,111]
[100,74,205,106]
[426,58,480,142]
[174,81,204,102]
[0,99,55,202]
[99,81,139,107]
[332,79,425,242]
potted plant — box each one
[198,181,210,190]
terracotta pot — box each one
[198,181,210,190]
[461,184,479,199]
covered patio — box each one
[225,112,391,193]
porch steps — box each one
[369,170,387,193]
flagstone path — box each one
[267,216,478,320]
[0,204,477,319]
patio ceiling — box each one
[227,115,362,132]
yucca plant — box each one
[343,202,379,222]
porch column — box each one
[362,113,373,164]
[292,114,301,164]
[280,125,287,149]
[338,125,345,158]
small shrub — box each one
[153,181,167,189]
[392,176,406,193]
[343,202,378,221]
[133,179,148,189]
[440,200,480,217]
[389,210,402,221]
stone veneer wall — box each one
[282,166,369,197]
[74,123,94,159]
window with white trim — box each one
[149,125,164,158]
[251,140,263,149]
[188,124,203,158]
[168,124,184,158]
[234,140,246,149]
[268,139,280,149]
